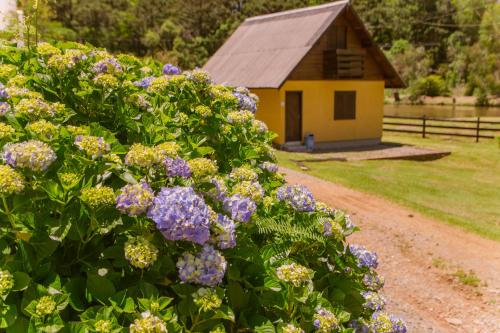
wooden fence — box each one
[383,115,500,142]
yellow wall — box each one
[252,88,283,140]
[252,81,385,144]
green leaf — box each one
[86,275,116,304]
[263,277,282,292]
[110,291,136,313]
[138,281,158,298]
[227,282,249,311]
[250,316,275,333]
[213,305,235,322]
[12,272,31,291]
[63,278,87,311]
[196,146,214,156]
[0,304,17,328]
[6,315,29,333]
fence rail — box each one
[383,115,500,142]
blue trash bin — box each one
[305,133,314,152]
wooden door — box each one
[285,91,302,142]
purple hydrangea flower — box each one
[176,245,227,286]
[212,214,236,249]
[233,92,257,113]
[223,194,256,223]
[277,185,315,212]
[134,76,154,89]
[92,58,122,74]
[0,84,9,99]
[0,102,10,116]
[361,291,386,311]
[148,186,211,245]
[370,312,407,333]
[207,177,227,203]
[363,272,385,291]
[348,320,370,333]
[4,140,56,172]
[349,245,378,269]
[163,64,181,75]
[116,182,155,216]
[259,161,278,173]
[164,157,191,178]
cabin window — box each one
[334,91,356,120]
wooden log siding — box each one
[335,49,365,78]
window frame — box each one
[334,91,357,121]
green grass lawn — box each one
[276,133,500,241]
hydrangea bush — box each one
[0,41,406,333]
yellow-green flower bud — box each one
[26,120,58,139]
[276,263,313,287]
[7,75,28,87]
[0,165,24,195]
[0,64,17,80]
[37,42,61,57]
[0,122,15,139]
[194,105,212,118]
[35,296,56,317]
[80,187,115,209]
[124,237,158,269]
[129,311,167,333]
[192,288,222,312]
[229,166,258,182]
[154,141,180,161]
[93,74,119,88]
[125,144,156,168]
[94,319,113,333]
[188,158,218,178]
[283,324,304,333]
[0,269,14,296]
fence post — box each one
[422,115,426,138]
[476,117,480,143]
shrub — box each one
[0,41,406,332]
[410,75,448,98]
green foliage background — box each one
[10,0,500,99]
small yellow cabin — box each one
[204,0,404,148]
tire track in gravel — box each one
[281,167,500,333]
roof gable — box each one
[203,1,404,89]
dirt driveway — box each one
[282,168,500,333]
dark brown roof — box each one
[203,1,405,89]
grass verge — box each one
[275,133,500,241]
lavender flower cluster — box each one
[176,245,227,287]
[363,272,385,291]
[0,101,10,115]
[92,58,122,74]
[211,214,236,249]
[4,140,56,171]
[370,312,407,333]
[147,186,211,245]
[277,185,315,212]
[259,161,279,173]
[74,135,110,158]
[323,219,343,238]
[116,182,155,216]
[164,157,191,178]
[349,245,379,269]
[313,308,339,332]
[134,76,154,89]
[223,194,256,223]
[233,87,257,113]
[163,64,181,75]
[207,177,227,202]
[361,291,386,311]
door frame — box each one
[285,91,303,143]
